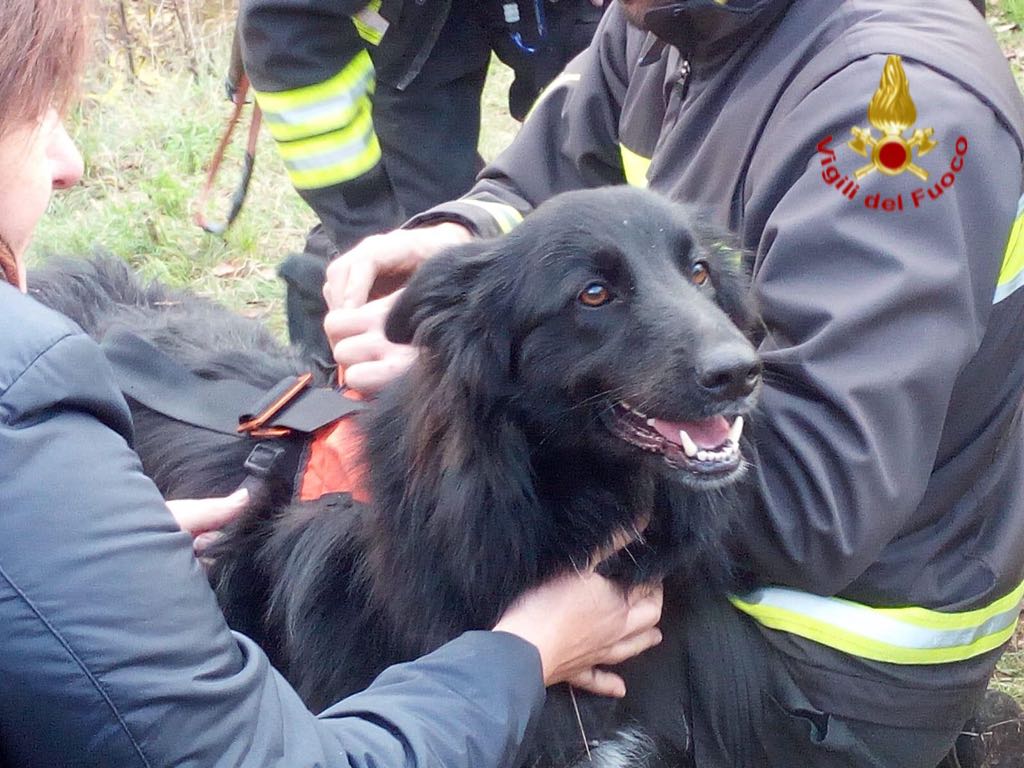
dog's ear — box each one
[385,240,497,346]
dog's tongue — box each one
[650,415,730,449]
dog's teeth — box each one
[696,449,710,462]
[679,430,699,458]
[728,416,745,444]
[647,418,657,427]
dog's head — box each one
[387,187,761,492]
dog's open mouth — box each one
[604,401,745,477]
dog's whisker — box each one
[568,554,584,579]
[629,394,659,418]
[536,384,636,446]
[622,544,639,568]
[568,385,632,411]
[568,686,593,763]
[631,523,647,546]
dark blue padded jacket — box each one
[0,281,544,767]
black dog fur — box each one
[29,187,761,768]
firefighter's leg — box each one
[621,588,976,768]
[280,224,337,363]
[371,0,491,217]
[282,1,490,359]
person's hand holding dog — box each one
[167,488,249,555]
[323,223,473,393]
[493,528,664,699]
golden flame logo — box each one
[848,55,937,180]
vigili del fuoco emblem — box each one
[848,54,937,180]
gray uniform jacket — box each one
[0,283,544,767]
[410,0,1024,729]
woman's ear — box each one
[385,240,496,345]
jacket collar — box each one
[640,0,793,62]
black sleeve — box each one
[0,319,545,767]
[733,58,1023,594]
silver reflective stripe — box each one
[729,581,1024,664]
[995,270,1024,304]
[283,126,375,173]
[737,587,1020,649]
[262,68,374,131]
[353,3,389,45]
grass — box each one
[28,0,1024,709]
[1007,0,1024,24]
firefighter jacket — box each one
[408,0,1024,728]
[239,0,451,250]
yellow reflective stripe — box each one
[620,144,651,188]
[995,195,1024,304]
[263,95,368,144]
[874,579,1024,630]
[277,106,380,189]
[353,0,386,46]
[459,199,524,234]
[255,51,374,143]
[729,581,1024,665]
[275,104,373,163]
[255,50,373,112]
[284,135,381,189]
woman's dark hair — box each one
[0,0,92,139]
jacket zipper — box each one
[673,60,692,101]
[660,59,692,138]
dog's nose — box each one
[697,345,762,400]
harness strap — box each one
[100,329,365,437]
[102,329,263,436]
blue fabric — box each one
[0,282,545,767]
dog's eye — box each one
[578,282,613,307]
[691,260,711,287]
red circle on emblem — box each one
[878,141,908,170]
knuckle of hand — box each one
[326,260,348,281]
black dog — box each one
[30,187,761,768]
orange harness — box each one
[237,379,369,503]
[298,412,370,503]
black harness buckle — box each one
[243,442,286,479]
